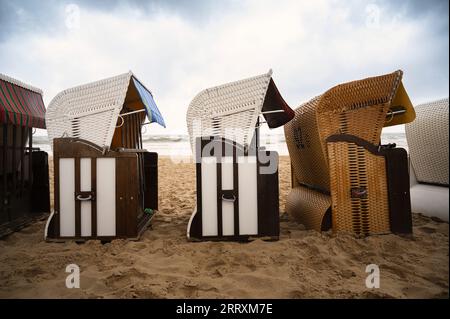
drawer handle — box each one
[76,194,92,201]
[222,194,236,202]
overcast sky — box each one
[0,0,448,135]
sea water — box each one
[32,132,408,157]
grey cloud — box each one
[383,0,449,35]
[0,0,60,41]
[387,0,449,18]
[1,1,447,41]
[0,0,233,41]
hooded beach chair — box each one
[285,70,416,235]
[0,74,50,237]
[405,98,449,222]
[45,71,165,241]
[186,70,295,241]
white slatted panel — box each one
[238,156,258,235]
[80,158,92,237]
[96,158,116,236]
[201,157,218,236]
[59,158,75,237]
[221,157,234,236]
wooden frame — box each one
[188,136,279,241]
[46,138,158,241]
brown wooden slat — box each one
[257,150,280,238]
[53,138,137,158]
[127,156,138,237]
[134,114,138,148]
[124,118,128,148]
[192,159,202,237]
[91,158,97,237]
[137,152,144,212]
[120,122,125,148]
[136,115,143,200]
[126,118,131,148]
[385,148,413,234]
[136,114,144,209]
[28,128,32,187]
[11,125,17,197]
[138,113,143,149]
[74,157,81,237]
[233,141,240,236]
[122,119,126,148]
[20,126,25,194]
[128,117,133,148]
[132,114,137,149]
[53,142,60,237]
[128,115,133,148]
[130,121,133,149]
[136,114,141,148]
[122,118,127,148]
[129,114,134,148]
[216,158,223,237]
[115,156,138,237]
[115,158,126,237]
[2,124,7,217]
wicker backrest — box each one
[285,96,330,191]
[186,70,293,151]
[46,72,164,150]
[406,98,449,186]
[285,70,415,191]
[285,71,415,235]
[47,72,131,149]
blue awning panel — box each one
[132,77,166,128]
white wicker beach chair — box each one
[46,71,165,150]
[186,70,294,241]
[406,98,449,221]
[186,69,294,153]
[45,72,164,241]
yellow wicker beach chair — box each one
[285,70,415,235]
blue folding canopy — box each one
[132,77,166,128]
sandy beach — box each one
[0,156,448,298]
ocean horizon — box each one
[33,132,409,156]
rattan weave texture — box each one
[186,70,274,150]
[286,185,331,231]
[406,98,449,186]
[46,72,133,149]
[285,70,415,234]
